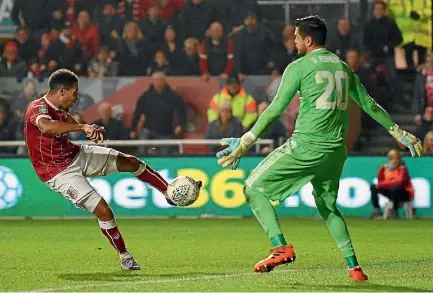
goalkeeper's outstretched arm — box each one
[248,62,301,139]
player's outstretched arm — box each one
[249,62,301,139]
[348,69,423,157]
[38,117,105,142]
[216,63,301,169]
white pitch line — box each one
[32,268,303,292]
[29,259,430,292]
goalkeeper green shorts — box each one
[245,139,347,203]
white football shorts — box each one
[46,145,119,212]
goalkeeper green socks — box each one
[271,234,287,247]
[345,255,359,269]
[244,186,285,247]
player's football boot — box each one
[349,266,368,281]
[120,253,141,270]
[253,244,296,274]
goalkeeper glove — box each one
[389,125,423,157]
[216,132,256,169]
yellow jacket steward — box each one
[389,0,432,49]
[207,87,257,129]
[413,0,431,49]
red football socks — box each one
[135,164,168,193]
[99,220,127,254]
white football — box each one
[166,176,201,206]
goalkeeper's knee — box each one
[243,185,263,204]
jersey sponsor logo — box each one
[38,105,48,114]
[66,186,78,200]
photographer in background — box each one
[370,149,414,219]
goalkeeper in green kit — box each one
[216,15,423,281]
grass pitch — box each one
[0,218,432,292]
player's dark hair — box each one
[294,15,327,46]
[48,69,78,91]
[373,0,387,9]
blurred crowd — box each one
[0,0,431,155]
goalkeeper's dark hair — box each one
[48,69,79,91]
[294,15,327,46]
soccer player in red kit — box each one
[24,69,202,270]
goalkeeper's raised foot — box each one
[253,244,296,274]
[349,266,368,281]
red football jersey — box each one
[24,97,80,182]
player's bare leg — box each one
[92,198,140,270]
[116,153,201,205]
[243,186,296,273]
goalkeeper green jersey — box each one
[250,48,395,151]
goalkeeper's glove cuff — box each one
[389,124,402,139]
[240,131,257,148]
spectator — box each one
[423,131,433,154]
[228,0,260,31]
[69,113,88,140]
[13,25,39,63]
[0,105,17,154]
[69,92,95,113]
[94,102,129,140]
[327,17,361,61]
[199,22,234,81]
[96,2,125,49]
[173,38,200,75]
[49,0,67,31]
[10,79,37,121]
[281,24,295,43]
[68,10,101,60]
[414,52,433,120]
[140,3,168,45]
[50,22,63,40]
[113,22,154,76]
[141,0,186,21]
[88,46,118,77]
[414,107,433,140]
[130,72,186,145]
[38,33,55,71]
[273,38,297,75]
[118,0,143,22]
[180,0,215,40]
[0,42,27,78]
[346,48,377,143]
[369,149,414,219]
[205,102,243,152]
[234,11,276,76]
[26,58,46,81]
[159,26,183,70]
[47,22,84,74]
[11,0,51,35]
[252,101,287,154]
[207,75,257,130]
[147,50,171,76]
[363,0,402,79]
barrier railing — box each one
[0,139,275,154]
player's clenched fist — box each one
[83,124,105,143]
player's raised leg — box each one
[115,153,202,205]
[244,141,317,273]
[311,147,368,281]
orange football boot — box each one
[253,244,296,274]
[349,266,368,281]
